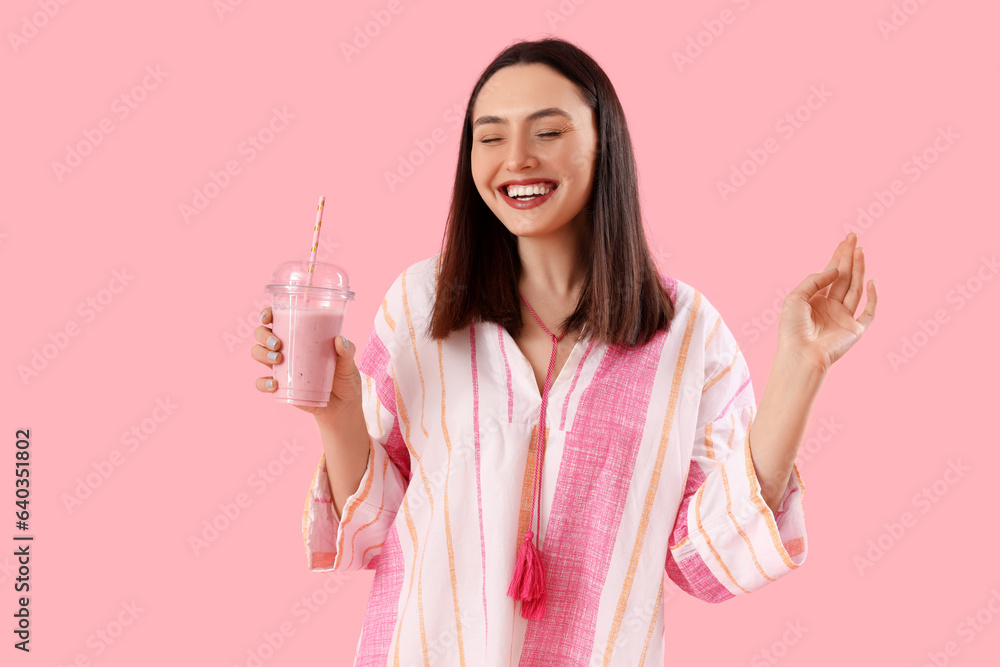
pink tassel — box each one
[507,530,547,619]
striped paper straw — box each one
[305,195,325,304]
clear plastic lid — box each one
[265,260,355,299]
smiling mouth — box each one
[501,183,558,201]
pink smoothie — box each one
[270,307,344,406]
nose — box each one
[503,130,538,172]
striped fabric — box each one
[301,254,807,666]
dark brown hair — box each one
[427,37,675,349]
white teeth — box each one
[505,183,555,197]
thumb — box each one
[336,334,356,368]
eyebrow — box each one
[472,107,573,130]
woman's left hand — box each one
[778,232,878,376]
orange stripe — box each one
[365,375,384,437]
[720,413,775,584]
[669,535,690,550]
[637,577,665,667]
[335,442,376,564]
[702,347,738,395]
[393,495,425,667]
[360,539,386,566]
[382,297,396,332]
[602,293,700,665]
[388,291,436,664]
[704,422,716,461]
[743,416,800,570]
[346,453,392,570]
[694,481,751,594]
[704,315,721,351]
[437,339,467,665]
[516,425,543,545]
[401,269,430,438]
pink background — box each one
[5,1,998,665]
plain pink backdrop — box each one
[5,1,999,665]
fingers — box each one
[856,279,878,331]
[254,307,279,393]
[251,307,282,367]
[827,233,858,304]
[251,343,282,366]
[842,246,866,314]
[790,266,840,303]
[255,377,278,393]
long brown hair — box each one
[427,37,675,349]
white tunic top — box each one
[301,253,807,666]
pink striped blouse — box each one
[301,254,807,666]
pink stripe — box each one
[355,523,406,665]
[519,329,671,665]
[665,552,734,603]
[358,324,397,418]
[712,375,750,423]
[470,324,489,646]
[358,322,411,484]
[668,463,706,547]
[496,323,514,423]
[559,338,596,430]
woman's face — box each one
[470,63,598,240]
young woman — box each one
[252,37,876,666]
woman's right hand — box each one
[252,307,364,425]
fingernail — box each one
[342,335,350,349]
[266,336,278,348]
[265,379,274,389]
[267,351,279,362]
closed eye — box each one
[479,131,563,144]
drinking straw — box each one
[305,195,326,305]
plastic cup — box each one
[265,260,356,407]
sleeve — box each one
[301,269,412,573]
[665,294,807,602]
